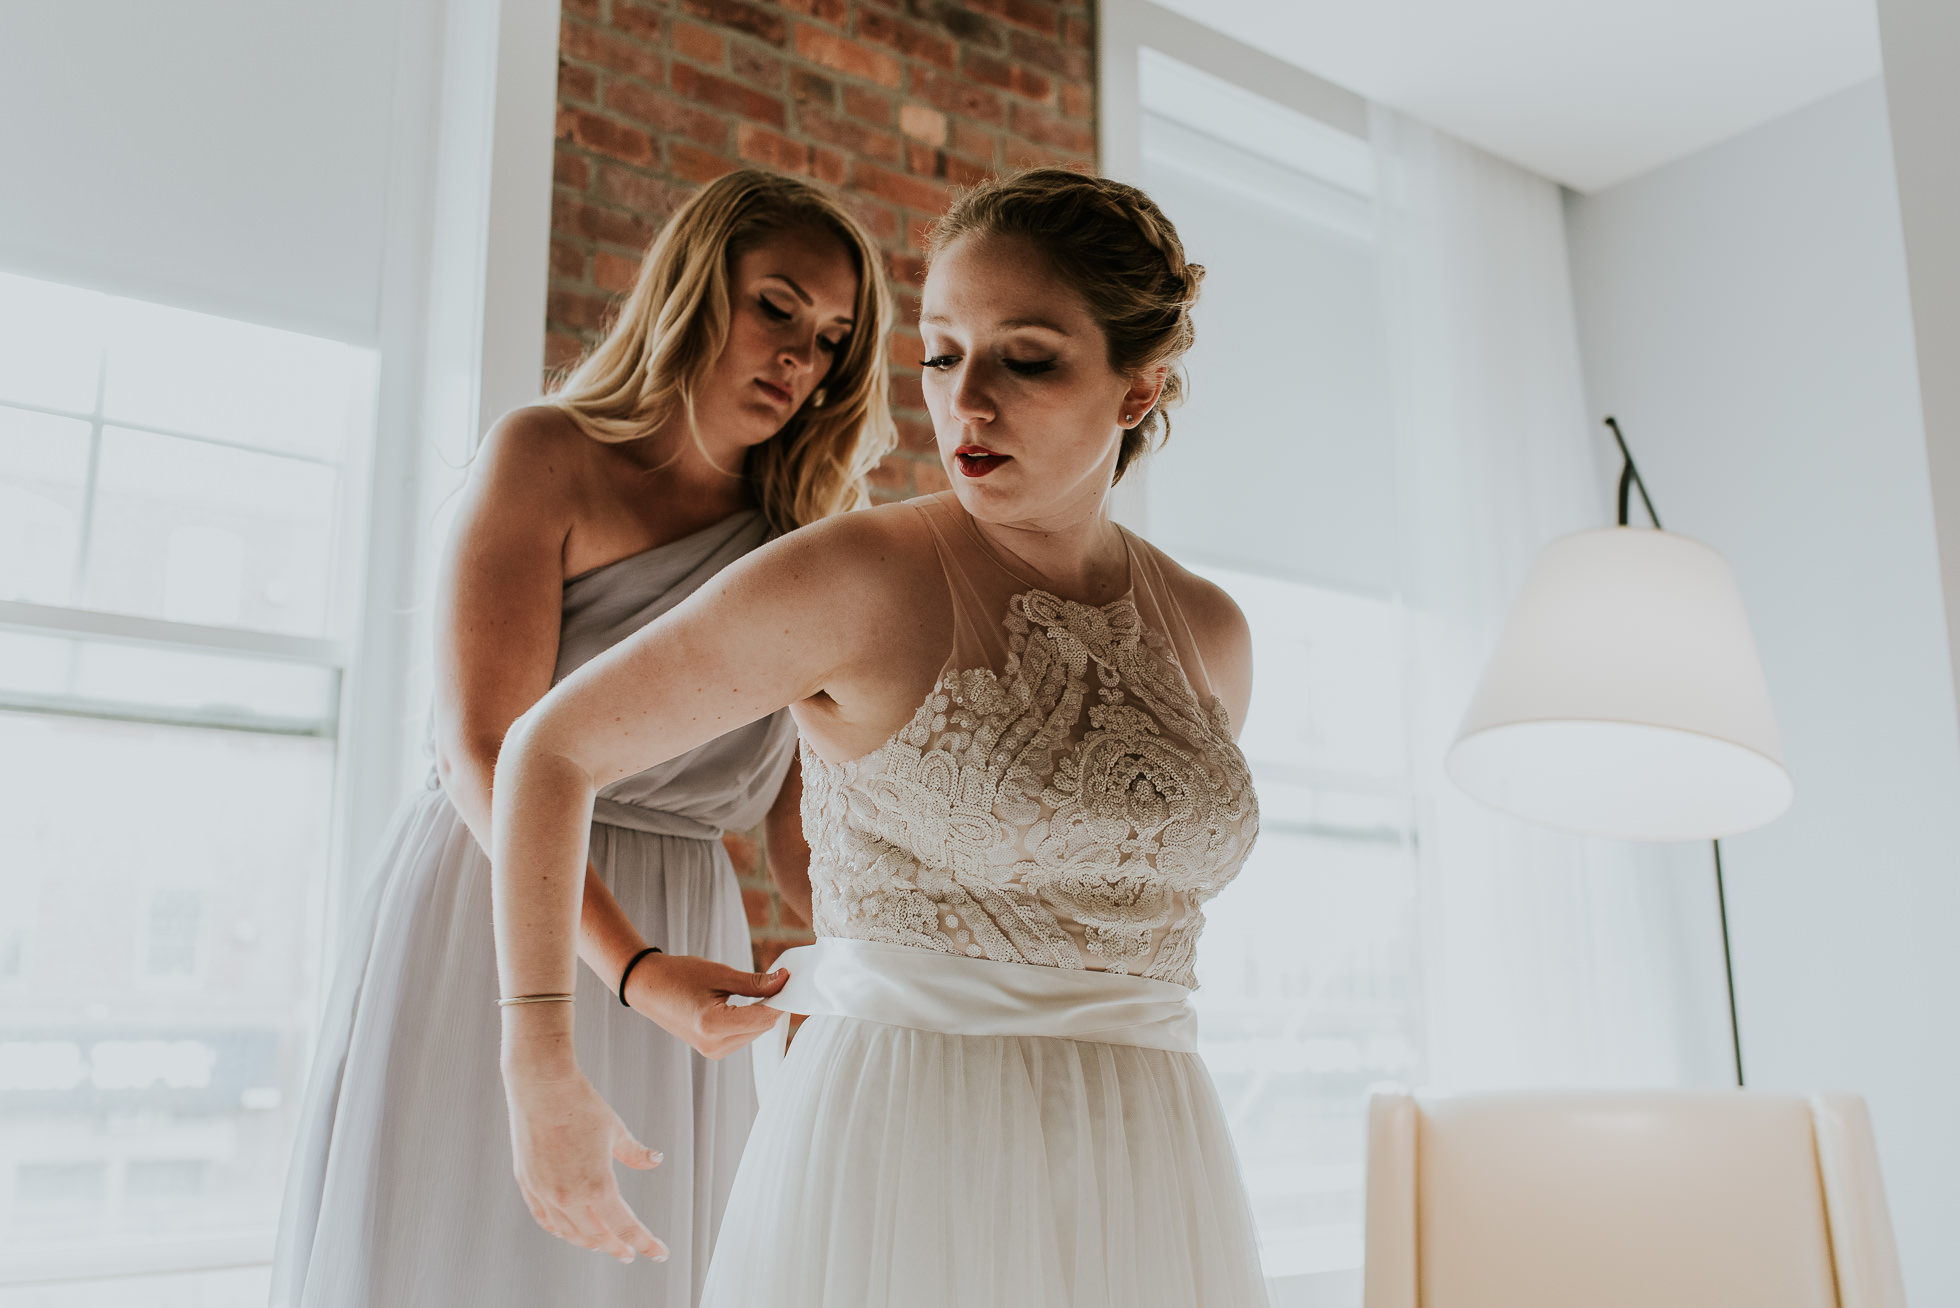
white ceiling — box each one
[1153,0,1884,192]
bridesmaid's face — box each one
[920,232,1162,529]
[699,224,859,450]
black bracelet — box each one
[617,946,662,1007]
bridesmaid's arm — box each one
[429,408,645,984]
[764,755,814,928]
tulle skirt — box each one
[700,1014,1271,1307]
[271,785,756,1308]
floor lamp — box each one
[1444,418,1793,1085]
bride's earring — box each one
[1121,413,1134,426]
[811,388,828,409]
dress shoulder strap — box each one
[908,494,1014,675]
[1121,527,1218,708]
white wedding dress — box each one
[701,494,1269,1307]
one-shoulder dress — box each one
[700,493,1270,1307]
[273,511,796,1308]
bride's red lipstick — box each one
[955,444,1008,478]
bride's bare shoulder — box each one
[730,497,944,608]
[1136,539,1253,720]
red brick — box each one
[853,160,951,213]
[887,328,925,371]
[944,153,992,187]
[1064,15,1091,48]
[911,68,1004,124]
[595,250,642,292]
[905,140,936,177]
[605,81,729,147]
[614,1,663,43]
[898,102,947,144]
[1010,28,1090,81]
[545,331,585,371]
[741,887,773,928]
[673,18,726,65]
[906,214,935,252]
[797,104,902,165]
[891,372,927,411]
[1061,81,1093,120]
[672,61,787,127]
[810,145,847,186]
[781,0,848,25]
[975,0,1059,37]
[950,120,997,164]
[913,462,952,498]
[731,42,784,89]
[795,24,903,88]
[790,68,836,105]
[843,84,892,125]
[553,146,592,190]
[670,141,738,183]
[681,0,787,46]
[922,2,1007,51]
[558,59,597,104]
[562,21,664,83]
[595,165,693,221]
[561,0,599,20]
[564,110,658,166]
[867,457,911,496]
[913,458,951,494]
[859,11,956,71]
[1000,135,1078,171]
[1010,101,1094,155]
[550,239,587,279]
[837,193,900,242]
[554,194,659,248]
[736,121,813,174]
[723,830,761,877]
[895,414,936,452]
[548,286,620,333]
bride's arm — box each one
[490,513,904,1262]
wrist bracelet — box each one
[498,993,574,1007]
[618,946,663,1007]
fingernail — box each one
[618,1256,633,1265]
[653,1252,669,1263]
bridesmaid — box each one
[271,170,894,1307]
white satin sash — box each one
[746,936,1198,1100]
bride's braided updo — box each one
[926,168,1204,483]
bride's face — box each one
[919,232,1157,528]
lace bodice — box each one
[801,495,1259,989]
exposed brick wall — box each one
[546,0,1097,965]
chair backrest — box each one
[1362,1090,1907,1308]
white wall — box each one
[0,1,402,342]
[1565,79,1960,1302]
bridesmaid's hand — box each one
[503,1059,669,1264]
[625,955,788,1059]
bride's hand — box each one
[502,1047,668,1263]
[624,954,789,1058]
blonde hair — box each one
[548,169,896,531]
[927,168,1203,483]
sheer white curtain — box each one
[1371,106,1737,1091]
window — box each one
[1125,42,1420,1302]
[0,270,374,1299]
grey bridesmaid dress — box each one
[272,511,796,1308]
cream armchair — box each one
[1363,1090,1907,1308]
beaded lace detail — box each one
[801,504,1259,989]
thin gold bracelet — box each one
[497,993,575,1007]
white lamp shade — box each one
[1446,527,1792,842]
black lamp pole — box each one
[1604,416,1745,1088]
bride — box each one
[492,168,1268,1306]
